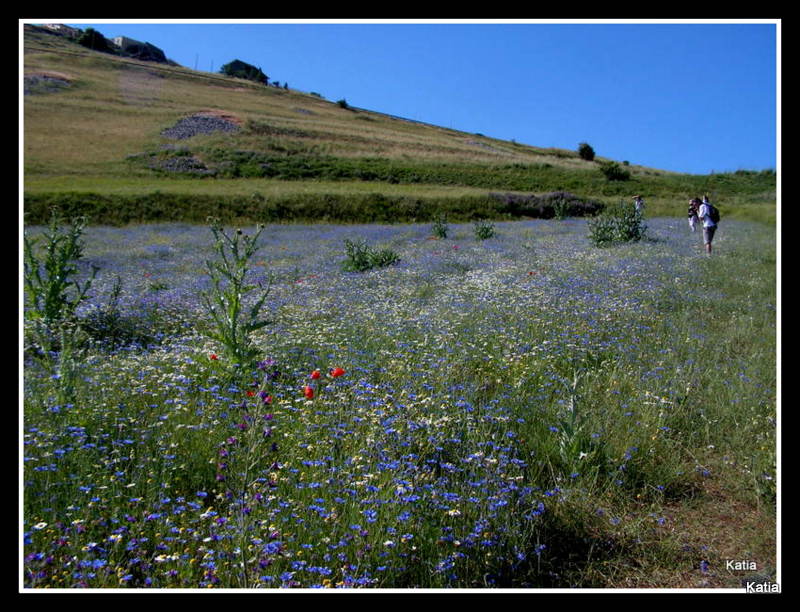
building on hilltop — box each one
[112,36,142,49]
[111,36,168,63]
[41,24,82,38]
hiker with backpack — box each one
[688,198,700,232]
[698,194,720,254]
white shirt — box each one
[699,202,716,228]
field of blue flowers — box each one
[22,217,777,589]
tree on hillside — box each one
[578,142,596,161]
[77,28,112,53]
[219,60,269,85]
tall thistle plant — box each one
[24,209,98,328]
[431,214,449,239]
[23,209,98,402]
[199,219,272,373]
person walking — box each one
[632,195,645,214]
[698,194,718,254]
[688,198,700,232]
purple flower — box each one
[258,358,276,371]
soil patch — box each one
[613,478,777,589]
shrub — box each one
[487,191,604,219]
[599,161,631,182]
[342,238,400,272]
[473,219,496,240]
[336,99,350,110]
[432,214,449,239]
[578,142,596,161]
[77,28,112,53]
[587,200,647,246]
[369,247,402,268]
[552,197,571,220]
[219,59,269,85]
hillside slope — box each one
[23,25,776,225]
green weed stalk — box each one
[199,218,272,375]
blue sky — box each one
[51,19,778,175]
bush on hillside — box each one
[578,142,596,161]
[599,161,631,182]
[219,60,269,85]
[77,28,112,53]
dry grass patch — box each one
[606,473,776,589]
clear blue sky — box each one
[54,19,778,175]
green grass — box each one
[24,175,508,199]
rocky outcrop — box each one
[24,73,71,95]
[160,113,241,140]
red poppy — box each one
[303,385,315,399]
[310,370,321,380]
[246,390,256,397]
[209,353,219,361]
[330,367,346,378]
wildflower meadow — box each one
[22,215,776,589]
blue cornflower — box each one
[263,541,282,555]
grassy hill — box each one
[23,24,776,225]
